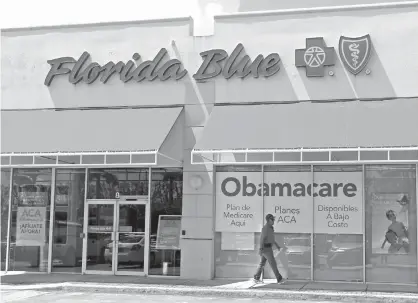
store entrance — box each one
[82,198,148,275]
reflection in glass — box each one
[118,205,145,233]
[82,155,105,165]
[215,232,261,278]
[1,156,10,166]
[1,169,11,270]
[8,169,51,272]
[88,204,114,232]
[265,234,311,280]
[86,204,114,271]
[116,204,146,272]
[52,169,85,272]
[149,169,182,276]
[216,166,262,172]
[86,233,113,271]
[365,165,417,283]
[313,165,364,282]
[116,233,145,272]
[87,168,149,199]
[314,234,363,282]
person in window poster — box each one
[381,209,410,254]
[396,194,409,227]
[253,214,285,284]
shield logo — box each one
[339,34,372,75]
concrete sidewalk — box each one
[1,272,418,302]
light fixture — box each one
[189,175,203,190]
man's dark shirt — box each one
[260,224,275,248]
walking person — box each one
[253,214,284,284]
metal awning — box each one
[1,107,184,167]
[192,99,418,164]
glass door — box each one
[115,201,147,275]
[83,201,116,274]
[82,199,149,275]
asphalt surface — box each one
[0,290,343,303]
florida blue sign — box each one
[44,35,373,85]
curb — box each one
[2,282,418,302]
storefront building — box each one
[1,2,418,284]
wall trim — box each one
[214,1,418,21]
[1,16,193,34]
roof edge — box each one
[214,1,418,21]
[1,16,193,33]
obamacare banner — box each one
[216,171,363,234]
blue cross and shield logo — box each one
[339,34,372,75]
[295,37,335,77]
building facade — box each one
[1,2,418,285]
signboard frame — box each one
[155,215,182,250]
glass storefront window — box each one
[149,168,182,276]
[365,165,417,283]
[214,164,418,283]
[314,233,363,282]
[1,169,11,271]
[8,168,52,272]
[262,233,311,280]
[215,166,262,278]
[313,166,364,282]
[116,204,146,273]
[86,203,114,271]
[214,232,262,278]
[87,168,149,199]
[52,169,85,272]
[263,165,312,280]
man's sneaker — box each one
[253,276,262,283]
[277,276,285,284]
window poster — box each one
[263,172,313,233]
[16,206,46,246]
[156,215,182,249]
[216,171,363,234]
[313,171,363,234]
[369,193,411,254]
[365,166,416,257]
[221,232,255,251]
[215,172,263,232]
[18,187,49,207]
[55,182,70,206]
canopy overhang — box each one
[191,146,418,165]
[1,107,184,167]
[192,100,418,165]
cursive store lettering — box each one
[193,43,281,81]
[44,43,282,86]
[44,49,187,86]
